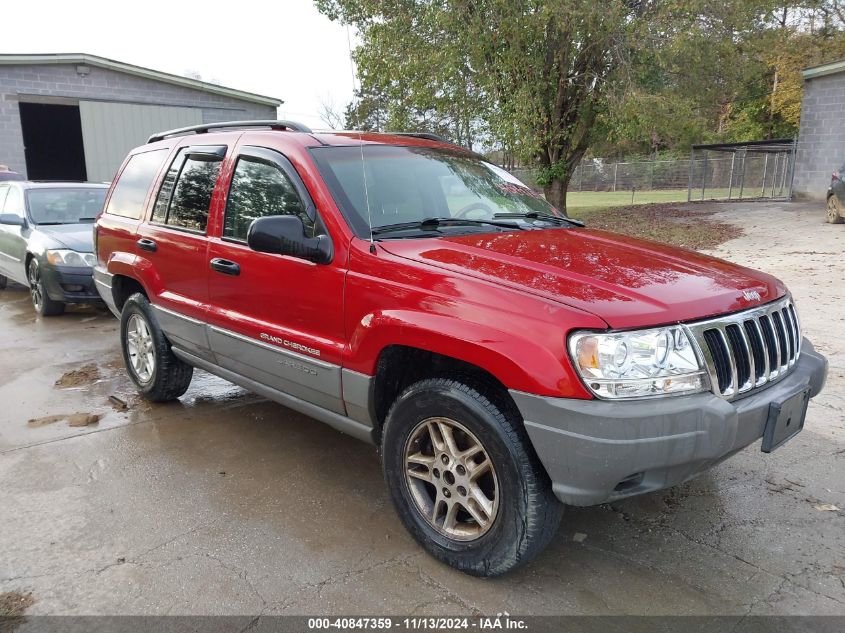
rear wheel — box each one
[382,378,563,576]
[120,292,193,402]
[28,259,65,316]
[827,196,844,224]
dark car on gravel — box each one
[0,181,108,315]
[827,165,845,223]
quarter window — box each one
[223,157,312,241]
[2,187,24,217]
[105,149,168,219]
[152,149,222,233]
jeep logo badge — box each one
[743,290,761,301]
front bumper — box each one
[41,264,102,304]
[512,339,828,506]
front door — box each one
[136,145,225,361]
[205,146,347,414]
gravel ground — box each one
[0,201,842,619]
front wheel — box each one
[827,196,844,224]
[120,293,193,402]
[28,259,64,316]
[382,378,562,576]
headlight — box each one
[569,326,707,399]
[45,249,95,268]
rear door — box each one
[205,145,347,413]
[0,185,29,284]
[136,144,226,361]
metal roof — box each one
[0,53,282,107]
[802,58,845,80]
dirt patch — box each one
[55,364,100,389]
[0,591,34,618]
[570,203,743,250]
[27,413,102,428]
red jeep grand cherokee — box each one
[94,120,828,576]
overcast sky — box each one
[2,0,357,130]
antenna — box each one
[346,24,376,254]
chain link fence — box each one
[509,139,795,202]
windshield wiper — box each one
[493,211,584,227]
[372,217,523,236]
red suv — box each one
[94,121,828,576]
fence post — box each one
[771,153,778,198]
[738,149,746,199]
[701,151,708,201]
[687,149,695,202]
[650,157,655,190]
[727,152,736,200]
[613,163,618,192]
[787,138,796,199]
[760,154,768,198]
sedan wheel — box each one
[827,197,844,224]
[27,260,64,316]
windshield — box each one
[311,145,564,238]
[26,188,107,225]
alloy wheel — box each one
[404,416,499,541]
[28,261,43,312]
[828,197,841,223]
[126,314,156,384]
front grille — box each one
[687,296,801,399]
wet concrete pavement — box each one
[1,202,844,616]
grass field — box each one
[566,188,733,212]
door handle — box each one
[210,258,240,276]
[136,238,157,252]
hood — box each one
[379,228,786,329]
[35,224,95,252]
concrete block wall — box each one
[792,72,845,200]
[0,63,277,178]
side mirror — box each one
[0,213,24,226]
[247,216,332,264]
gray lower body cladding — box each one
[511,339,828,506]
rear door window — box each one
[105,149,168,219]
[152,148,223,233]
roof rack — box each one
[147,120,313,144]
[391,132,450,143]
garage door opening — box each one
[19,102,87,181]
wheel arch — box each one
[369,344,524,445]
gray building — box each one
[0,53,281,182]
[793,59,845,200]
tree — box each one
[317,95,346,130]
[317,0,646,212]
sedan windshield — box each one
[311,145,568,238]
[26,188,107,225]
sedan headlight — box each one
[46,249,95,268]
[569,326,707,399]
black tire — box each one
[120,292,193,402]
[28,259,65,316]
[0,274,7,290]
[827,196,844,224]
[382,378,563,576]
